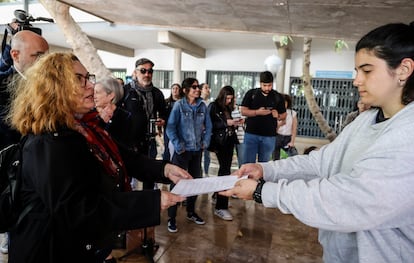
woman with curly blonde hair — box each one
[7,52,187,263]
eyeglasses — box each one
[30,52,46,59]
[76,72,96,87]
[190,84,200,89]
[138,68,154,75]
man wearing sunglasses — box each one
[118,58,167,190]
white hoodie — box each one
[260,102,414,263]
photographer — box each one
[0,29,49,255]
[1,10,52,76]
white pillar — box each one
[173,48,182,84]
[275,43,291,93]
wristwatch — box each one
[252,179,265,203]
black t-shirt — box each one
[241,88,286,136]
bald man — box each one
[10,30,49,75]
[0,30,48,254]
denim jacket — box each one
[166,97,212,154]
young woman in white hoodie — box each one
[222,21,414,263]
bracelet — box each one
[254,110,257,116]
[252,179,265,203]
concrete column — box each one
[173,48,182,84]
[275,43,291,93]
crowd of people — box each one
[1,20,413,263]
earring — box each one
[399,79,405,87]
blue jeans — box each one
[242,132,276,164]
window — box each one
[290,77,358,138]
[109,68,127,82]
[150,70,197,89]
[206,71,260,104]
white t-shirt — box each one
[277,109,296,136]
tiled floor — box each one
[0,145,323,263]
[110,193,323,263]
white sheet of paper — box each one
[171,175,247,197]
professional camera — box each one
[10,9,54,36]
[1,10,53,75]
[147,118,158,139]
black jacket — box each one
[118,83,166,154]
[9,129,165,263]
[0,70,21,149]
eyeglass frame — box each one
[75,72,96,87]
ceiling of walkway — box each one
[58,0,414,47]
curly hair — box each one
[8,52,83,135]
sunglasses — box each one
[190,84,200,89]
[138,68,154,74]
[75,72,96,87]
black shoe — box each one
[104,257,117,263]
[167,218,178,233]
[186,212,205,225]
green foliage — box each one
[272,35,293,47]
[334,40,349,52]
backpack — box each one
[0,139,31,233]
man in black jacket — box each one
[119,58,166,190]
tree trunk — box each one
[302,38,337,141]
[39,0,112,79]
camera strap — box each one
[1,29,8,61]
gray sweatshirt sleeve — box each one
[259,106,414,233]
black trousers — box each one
[168,150,202,218]
[272,134,292,160]
[214,141,235,210]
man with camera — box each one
[239,71,286,164]
[0,30,49,254]
[0,30,49,150]
[118,58,167,190]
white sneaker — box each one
[214,209,233,221]
[0,234,8,254]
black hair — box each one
[356,21,414,104]
[260,71,273,83]
[283,94,293,109]
[182,77,199,95]
[214,85,235,112]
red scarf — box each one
[75,111,131,191]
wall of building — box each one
[99,40,357,92]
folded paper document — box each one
[171,175,247,197]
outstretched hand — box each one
[233,163,264,180]
[219,178,258,200]
[164,163,192,184]
[161,191,185,210]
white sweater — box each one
[260,102,414,263]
